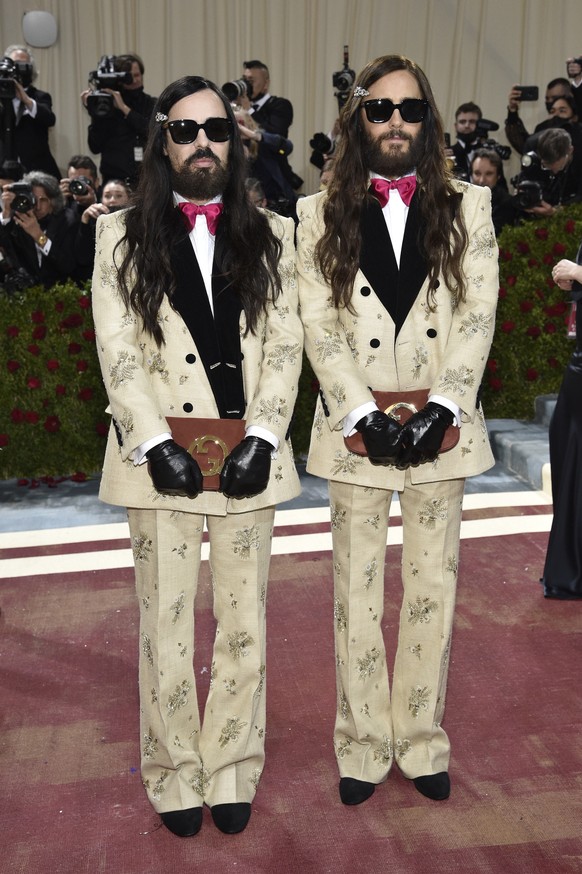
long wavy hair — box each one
[115,76,283,344]
[316,55,469,311]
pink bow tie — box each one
[177,201,223,235]
[370,176,417,208]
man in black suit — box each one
[242,59,300,212]
[0,45,60,180]
[82,53,156,187]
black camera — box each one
[0,56,33,100]
[332,45,355,110]
[510,151,547,209]
[475,119,512,162]
[8,182,35,213]
[86,56,133,119]
[309,132,334,169]
[69,176,93,196]
[221,78,253,104]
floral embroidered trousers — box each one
[329,474,465,783]
[127,505,275,813]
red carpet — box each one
[1,495,581,873]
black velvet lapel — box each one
[170,236,244,417]
[359,193,429,337]
[360,198,399,321]
[394,194,429,335]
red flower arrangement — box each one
[482,205,582,419]
[1,281,108,478]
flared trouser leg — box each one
[328,475,464,783]
[128,505,275,813]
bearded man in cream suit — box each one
[92,76,302,837]
[296,55,498,806]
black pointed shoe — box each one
[211,802,252,834]
[339,777,376,805]
[160,806,203,836]
[413,772,450,800]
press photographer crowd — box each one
[1,43,582,293]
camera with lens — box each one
[510,151,547,209]
[69,176,93,197]
[309,132,335,169]
[332,45,355,111]
[8,182,35,213]
[86,56,133,119]
[221,78,253,104]
[0,55,33,100]
[475,119,512,161]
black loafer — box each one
[339,777,376,805]
[160,806,203,836]
[413,772,450,800]
[211,802,251,834]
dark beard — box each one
[170,148,230,201]
[362,126,425,178]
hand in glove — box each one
[395,402,455,468]
[355,410,402,465]
[146,439,203,497]
[219,436,272,498]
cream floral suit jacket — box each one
[92,208,303,515]
[296,181,498,490]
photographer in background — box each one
[60,154,101,217]
[566,55,582,118]
[470,148,523,234]
[505,77,572,154]
[81,53,156,186]
[0,170,78,287]
[241,59,301,215]
[74,178,131,281]
[0,45,60,180]
[513,128,582,218]
[450,102,483,180]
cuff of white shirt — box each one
[343,401,378,437]
[246,425,279,457]
[132,432,172,465]
[428,394,461,427]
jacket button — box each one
[183,403,193,413]
[360,286,371,296]
[370,338,380,348]
[427,328,437,338]
[433,280,440,289]
[185,353,196,363]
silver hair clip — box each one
[353,86,369,99]
[155,112,168,123]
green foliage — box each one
[481,205,582,419]
[0,281,109,479]
[290,353,318,458]
[4,207,582,480]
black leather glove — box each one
[146,439,203,497]
[355,410,402,465]
[219,436,272,498]
[395,402,455,468]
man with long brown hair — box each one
[297,55,498,805]
[92,76,302,837]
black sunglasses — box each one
[362,98,428,124]
[162,117,234,144]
